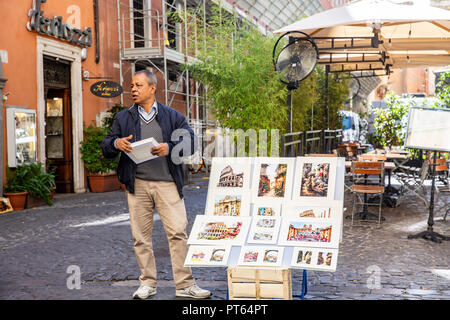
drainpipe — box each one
[94,0,100,63]
[0,56,8,195]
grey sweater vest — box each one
[135,118,174,182]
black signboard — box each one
[90,81,123,98]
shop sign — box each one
[90,81,123,98]
[27,0,92,47]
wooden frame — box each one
[290,247,339,272]
[237,246,285,267]
[247,216,282,245]
[187,215,251,246]
[293,156,338,201]
[184,245,232,267]
[251,157,295,203]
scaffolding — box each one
[117,0,211,123]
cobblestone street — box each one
[0,174,449,300]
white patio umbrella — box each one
[274,0,450,69]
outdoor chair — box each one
[338,142,359,161]
[433,158,450,221]
[395,159,430,208]
[350,161,385,226]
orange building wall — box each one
[0,0,122,186]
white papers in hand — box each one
[125,137,160,164]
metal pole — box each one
[117,0,124,106]
[0,56,7,195]
[287,90,293,133]
[325,64,330,130]
[162,0,168,105]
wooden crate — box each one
[227,266,292,300]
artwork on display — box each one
[251,201,282,217]
[278,217,340,248]
[282,200,343,220]
[251,157,294,203]
[187,215,251,245]
[208,157,252,190]
[184,245,232,267]
[205,189,251,216]
[293,157,338,201]
[237,246,284,267]
[290,247,339,272]
[247,216,281,244]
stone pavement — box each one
[0,173,449,300]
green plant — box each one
[183,5,287,150]
[4,163,56,206]
[102,104,125,133]
[80,125,119,174]
[373,92,409,148]
[435,71,450,108]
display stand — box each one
[404,107,450,243]
[407,151,450,243]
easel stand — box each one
[408,151,450,243]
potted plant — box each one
[25,162,56,208]
[3,165,29,211]
[80,125,120,192]
[3,162,56,210]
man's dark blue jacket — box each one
[100,102,196,199]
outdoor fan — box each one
[273,31,318,132]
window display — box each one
[6,107,37,167]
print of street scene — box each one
[300,163,330,197]
[258,163,287,197]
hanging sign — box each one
[27,0,92,47]
[90,81,123,98]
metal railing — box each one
[281,129,342,157]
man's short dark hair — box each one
[135,70,157,88]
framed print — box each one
[282,200,343,220]
[237,246,284,267]
[278,217,340,248]
[187,215,251,246]
[293,157,338,201]
[290,248,338,272]
[251,157,295,203]
[205,189,251,216]
[184,245,232,267]
[251,201,282,217]
[247,216,281,244]
[208,157,252,190]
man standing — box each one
[101,70,211,299]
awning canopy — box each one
[274,0,450,73]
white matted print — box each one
[282,200,343,220]
[279,217,340,248]
[251,157,295,203]
[290,248,338,272]
[251,201,282,217]
[208,157,252,190]
[184,245,231,267]
[205,189,251,216]
[187,215,251,246]
[237,246,284,267]
[293,157,338,201]
[247,216,281,244]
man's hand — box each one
[151,143,169,157]
[116,135,134,153]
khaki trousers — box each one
[127,178,195,290]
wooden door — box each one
[45,88,73,193]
